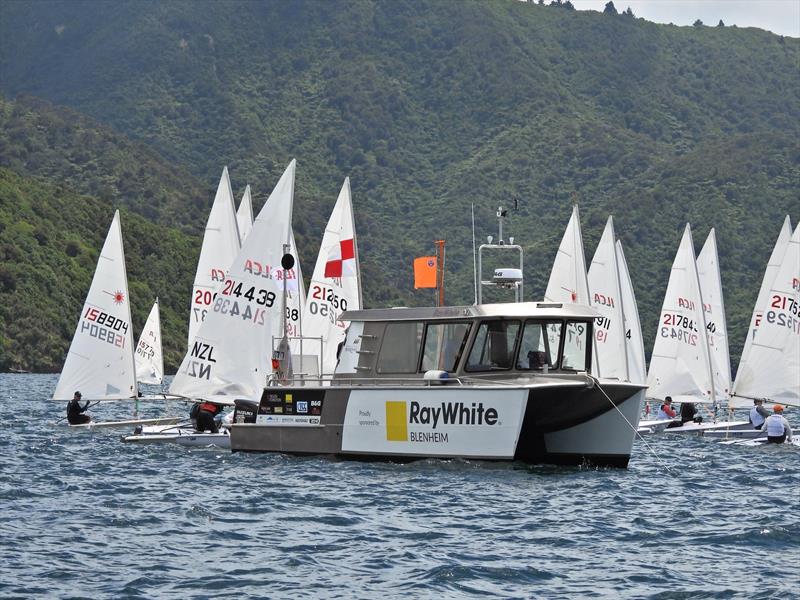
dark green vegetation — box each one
[0,0,797,372]
[0,168,196,371]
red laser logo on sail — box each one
[113,290,125,304]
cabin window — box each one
[516,320,562,371]
[561,320,590,372]
[376,321,424,373]
[421,322,471,373]
[465,320,520,372]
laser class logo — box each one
[384,400,499,442]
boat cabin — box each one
[334,302,597,382]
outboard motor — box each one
[233,399,259,424]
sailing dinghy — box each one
[730,224,800,409]
[296,177,362,380]
[53,211,138,405]
[123,161,299,446]
[135,298,164,386]
[54,212,182,428]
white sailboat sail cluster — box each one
[732,221,800,408]
[53,211,137,401]
[170,160,297,402]
[646,224,715,404]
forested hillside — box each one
[0,0,797,372]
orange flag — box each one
[414,256,437,289]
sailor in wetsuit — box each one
[195,401,223,433]
[66,391,91,425]
[679,401,702,424]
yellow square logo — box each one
[286,394,293,403]
[385,401,408,441]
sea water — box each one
[1,373,798,599]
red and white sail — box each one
[646,224,714,403]
[170,160,296,402]
[696,229,731,403]
[299,178,362,377]
[188,166,241,348]
[53,211,137,400]
[134,298,163,385]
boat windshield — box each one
[465,320,520,372]
[421,322,471,372]
[516,320,562,371]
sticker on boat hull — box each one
[341,388,527,458]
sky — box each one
[569,0,800,37]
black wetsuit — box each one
[67,399,91,425]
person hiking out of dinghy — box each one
[195,401,223,434]
[658,397,681,428]
[679,401,702,425]
[66,391,91,425]
[749,399,769,429]
[761,405,792,444]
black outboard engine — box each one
[233,399,259,424]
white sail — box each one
[731,225,800,408]
[731,216,793,408]
[134,298,163,385]
[237,184,254,243]
[283,228,306,345]
[696,229,731,403]
[646,224,715,403]
[615,240,646,384]
[545,205,590,305]
[545,205,592,372]
[587,217,628,380]
[170,160,296,402]
[298,178,362,377]
[53,211,137,400]
[188,166,241,348]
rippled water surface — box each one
[2,374,798,599]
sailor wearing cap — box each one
[66,391,91,425]
[761,405,792,444]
